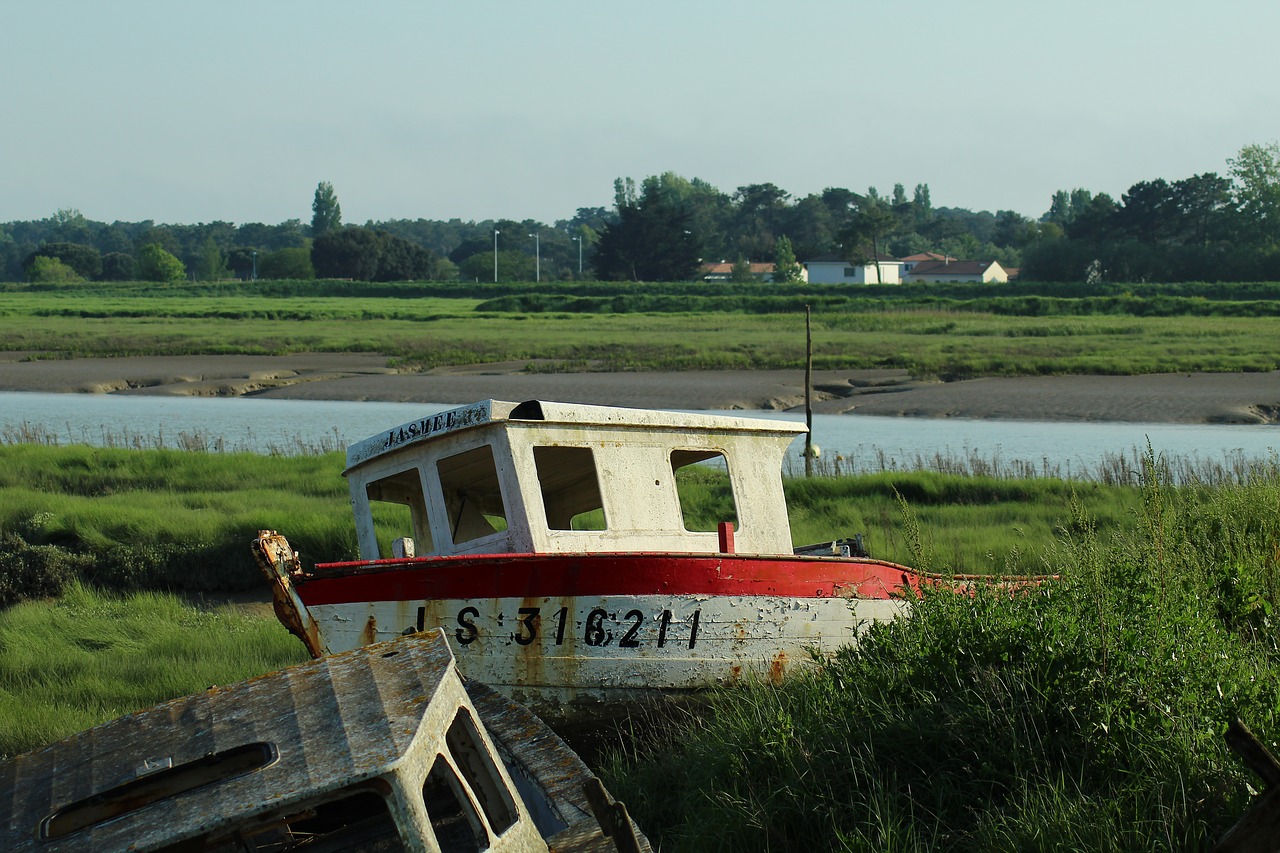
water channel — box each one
[2,391,1278,481]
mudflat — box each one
[1,352,1279,424]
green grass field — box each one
[4,279,1280,376]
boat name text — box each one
[414,605,702,650]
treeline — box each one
[1020,144,1280,281]
[2,141,1278,284]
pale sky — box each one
[4,0,1277,227]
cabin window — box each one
[437,445,509,545]
[153,785,407,852]
[670,450,738,533]
[42,742,278,840]
[364,466,434,558]
[423,755,489,853]
[445,709,518,835]
[532,446,607,530]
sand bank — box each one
[1,353,1279,424]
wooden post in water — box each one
[804,304,813,477]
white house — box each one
[803,253,903,284]
[902,259,1008,283]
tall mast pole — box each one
[805,304,813,477]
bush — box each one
[135,243,186,282]
[26,256,81,284]
[0,533,82,605]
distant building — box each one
[900,252,952,275]
[803,253,903,284]
[700,261,784,282]
[902,259,1008,283]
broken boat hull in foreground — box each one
[0,629,647,852]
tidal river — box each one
[2,391,1278,481]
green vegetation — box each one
[3,279,1280,379]
[2,443,1279,845]
[0,583,305,758]
[604,462,1280,850]
[0,445,356,602]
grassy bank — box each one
[0,583,306,758]
[3,279,1280,377]
[603,463,1280,851]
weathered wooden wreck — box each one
[0,629,647,852]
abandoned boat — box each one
[0,629,648,853]
[255,399,926,718]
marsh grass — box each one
[0,445,356,600]
[5,280,1280,376]
[4,444,1280,845]
[603,458,1280,851]
[0,441,1270,602]
[0,582,306,758]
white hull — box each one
[308,593,905,715]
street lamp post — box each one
[493,230,500,283]
[528,233,540,283]
[570,236,582,276]
[251,251,258,282]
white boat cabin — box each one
[343,400,807,560]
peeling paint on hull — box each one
[306,587,906,717]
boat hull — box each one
[293,552,917,718]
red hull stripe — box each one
[297,553,920,606]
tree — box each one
[992,210,1033,248]
[772,236,803,283]
[135,244,186,282]
[100,252,136,281]
[729,256,756,283]
[594,177,702,281]
[27,256,81,283]
[1066,193,1120,243]
[1172,172,1232,245]
[311,181,342,237]
[1228,141,1280,247]
[23,242,101,279]
[912,183,933,229]
[311,227,440,281]
[376,232,439,280]
[1114,179,1177,243]
[194,236,228,281]
[843,201,897,283]
[258,247,315,280]
[459,249,533,282]
[732,182,791,259]
[312,227,381,280]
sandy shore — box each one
[1,352,1279,424]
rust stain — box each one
[360,613,378,646]
[768,651,788,684]
[254,531,326,659]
